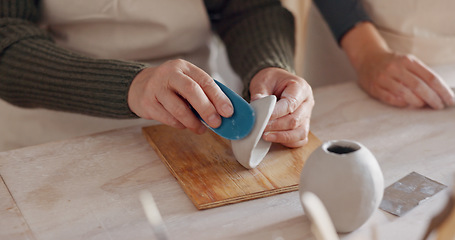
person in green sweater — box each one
[0,0,314,148]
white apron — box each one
[362,0,455,67]
[0,0,242,151]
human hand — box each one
[340,21,455,109]
[128,59,234,134]
[356,52,455,109]
[249,67,314,148]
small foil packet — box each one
[379,172,447,217]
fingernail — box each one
[251,94,267,101]
[208,114,221,128]
[434,101,444,110]
[222,103,234,117]
[263,132,276,141]
[449,96,455,106]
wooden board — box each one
[142,125,321,210]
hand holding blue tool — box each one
[192,79,256,140]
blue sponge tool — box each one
[192,79,255,140]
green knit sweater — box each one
[0,0,295,118]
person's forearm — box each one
[340,21,455,109]
[0,0,149,118]
[206,0,296,98]
[0,38,148,118]
[313,0,371,43]
[340,21,391,70]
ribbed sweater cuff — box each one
[219,4,295,98]
[313,0,371,44]
[0,37,150,118]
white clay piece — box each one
[231,95,276,169]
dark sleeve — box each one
[0,0,149,118]
[313,0,371,44]
[205,0,295,98]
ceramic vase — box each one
[299,139,384,233]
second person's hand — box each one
[128,59,234,134]
[356,52,455,109]
[341,21,455,109]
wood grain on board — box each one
[142,125,321,210]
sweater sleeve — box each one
[0,0,149,118]
[313,0,371,44]
[205,0,296,98]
